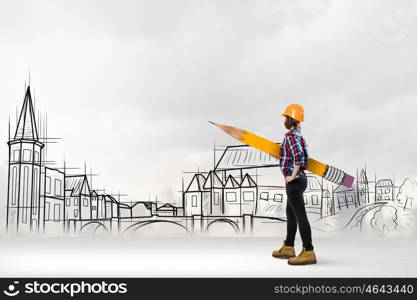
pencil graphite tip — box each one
[208,121,217,126]
[212,123,245,142]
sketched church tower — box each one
[7,87,44,234]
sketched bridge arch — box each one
[206,218,240,234]
[123,220,190,235]
[79,221,110,235]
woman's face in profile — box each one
[284,116,291,130]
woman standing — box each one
[272,104,317,265]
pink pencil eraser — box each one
[342,174,355,188]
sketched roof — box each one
[224,175,240,188]
[158,204,177,210]
[105,195,119,203]
[186,173,207,192]
[119,202,131,209]
[15,86,39,141]
[334,184,354,193]
[376,179,394,187]
[203,171,223,189]
[359,169,368,184]
[65,175,90,196]
[131,201,154,210]
[215,145,279,170]
[241,173,257,188]
[306,175,322,190]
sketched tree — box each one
[397,178,417,209]
[370,205,398,235]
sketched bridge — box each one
[68,215,285,236]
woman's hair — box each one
[284,116,300,130]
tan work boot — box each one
[272,245,296,259]
[288,248,317,265]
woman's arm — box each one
[285,163,300,183]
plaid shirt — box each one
[279,129,309,176]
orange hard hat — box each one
[281,104,304,122]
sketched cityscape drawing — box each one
[4,86,416,236]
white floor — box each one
[1,235,416,277]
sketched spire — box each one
[14,86,39,141]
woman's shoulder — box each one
[285,129,302,138]
[284,129,296,137]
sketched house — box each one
[240,174,258,215]
[131,202,154,217]
[7,87,44,234]
[214,145,283,217]
[183,170,258,217]
[104,195,120,219]
[90,191,109,219]
[333,184,357,210]
[304,175,333,218]
[65,175,91,220]
[203,171,224,215]
[119,202,133,218]
[184,173,209,216]
[223,174,242,215]
[157,204,181,217]
[41,167,65,232]
[376,179,395,202]
[90,191,100,219]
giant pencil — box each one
[209,121,354,188]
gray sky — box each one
[1,0,417,212]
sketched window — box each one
[312,195,319,205]
[46,176,51,194]
[45,202,50,221]
[83,198,89,207]
[226,192,237,202]
[243,191,255,202]
[304,195,308,204]
[214,192,220,205]
[22,166,29,224]
[260,192,268,200]
[23,149,32,161]
[11,166,17,205]
[54,204,60,222]
[74,209,79,217]
[55,179,62,196]
[385,189,390,194]
[273,193,282,202]
[74,198,79,206]
[34,151,40,163]
[66,198,71,206]
[13,150,20,162]
[191,195,198,207]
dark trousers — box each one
[284,172,314,251]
